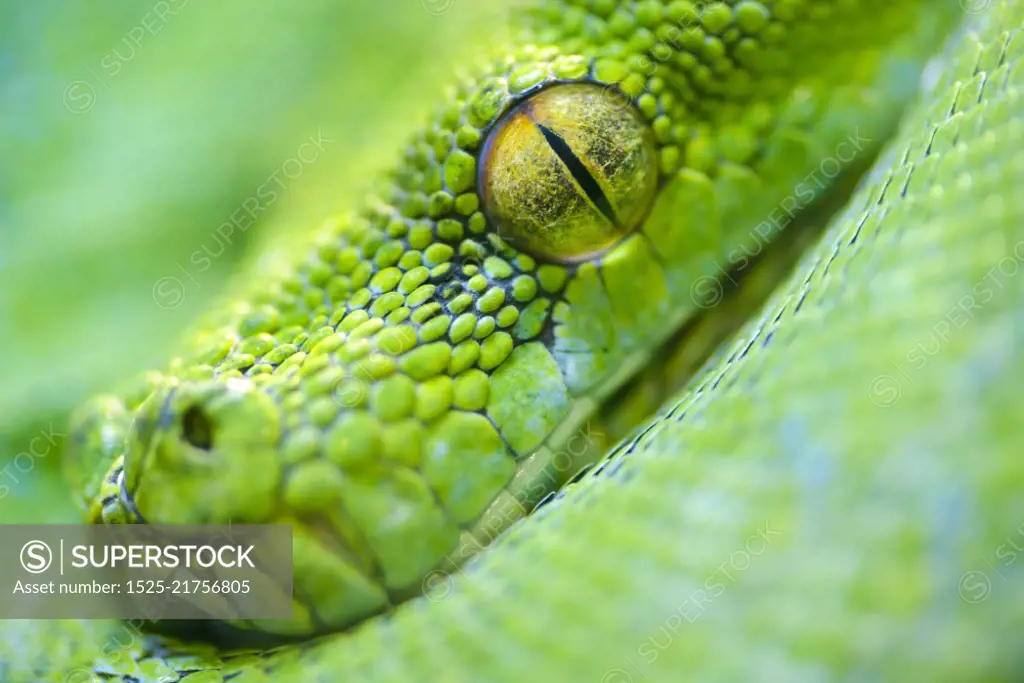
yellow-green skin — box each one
[8,0,1024,681]
[65,0,949,638]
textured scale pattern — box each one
[62,0,949,639]
[3,0,1022,681]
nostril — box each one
[181,405,213,450]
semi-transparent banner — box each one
[0,524,293,620]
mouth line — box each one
[116,460,147,524]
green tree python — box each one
[3,0,1022,680]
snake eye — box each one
[480,83,658,262]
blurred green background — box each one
[0,0,510,522]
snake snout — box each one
[120,377,284,525]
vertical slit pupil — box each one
[535,123,620,228]
[182,406,213,450]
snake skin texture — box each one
[2,1,1021,681]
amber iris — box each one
[480,83,658,262]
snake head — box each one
[118,377,283,525]
[59,0,918,638]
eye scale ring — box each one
[479,83,659,263]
